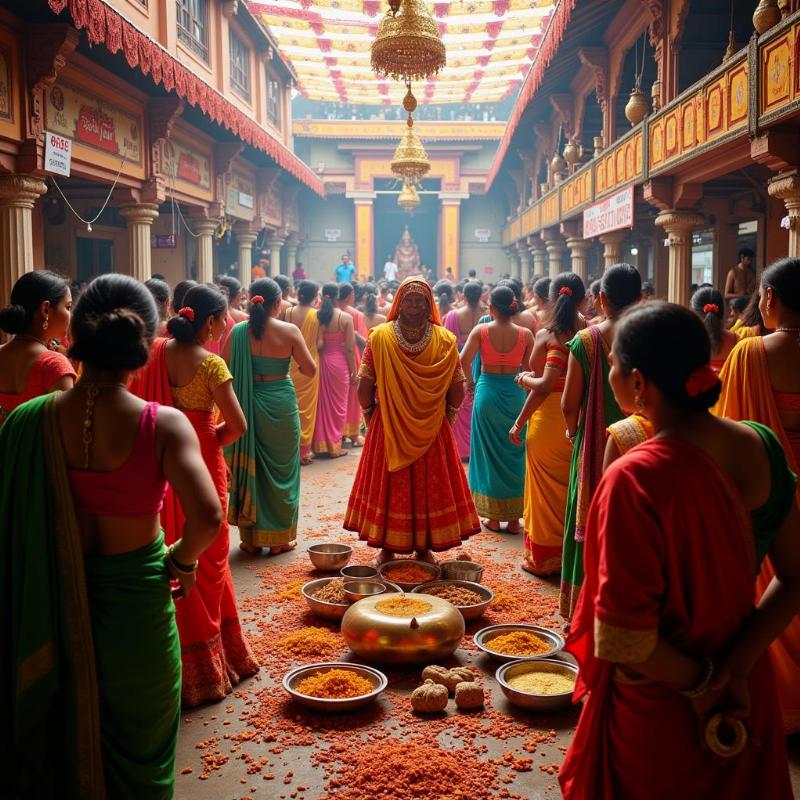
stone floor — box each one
[175,450,800,799]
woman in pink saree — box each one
[312,283,356,458]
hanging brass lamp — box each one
[391,88,430,181]
[397,179,420,212]
[371,0,446,81]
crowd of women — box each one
[1,255,800,798]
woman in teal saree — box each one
[224,278,316,554]
[1,275,221,799]
[560,264,641,620]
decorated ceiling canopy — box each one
[248,0,558,105]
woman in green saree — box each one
[224,278,316,555]
[0,275,221,799]
[560,264,642,620]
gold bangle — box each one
[168,542,198,574]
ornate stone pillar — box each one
[285,235,299,277]
[234,224,258,287]
[268,236,285,278]
[190,217,219,284]
[119,203,159,282]
[565,238,592,283]
[528,237,547,279]
[541,229,566,278]
[515,243,530,283]
[0,174,47,308]
[598,230,627,270]
[768,170,800,258]
[655,211,704,306]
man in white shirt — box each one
[383,254,398,282]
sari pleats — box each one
[468,372,526,520]
[290,309,320,456]
[313,334,349,455]
[523,391,571,575]
[169,411,259,707]
[344,406,480,552]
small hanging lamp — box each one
[397,179,421,212]
[371,0,446,82]
[390,87,431,180]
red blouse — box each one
[0,350,76,424]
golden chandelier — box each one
[390,86,431,180]
[397,179,420,212]
[371,0,446,82]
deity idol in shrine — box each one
[394,226,422,278]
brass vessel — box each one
[625,87,648,126]
[341,593,465,665]
[753,0,781,34]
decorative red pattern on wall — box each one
[47,0,324,195]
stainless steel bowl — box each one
[283,662,388,713]
[474,624,565,663]
[439,560,484,583]
[411,580,493,622]
[301,578,349,622]
[496,658,578,712]
[343,580,386,603]
[308,543,353,571]
[340,564,380,581]
[377,559,441,591]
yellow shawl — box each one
[370,322,458,472]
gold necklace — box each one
[392,319,432,353]
[80,382,127,468]
[777,326,800,346]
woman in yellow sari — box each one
[285,281,320,465]
[344,277,479,562]
[716,256,800,733]
[511,273,586,575]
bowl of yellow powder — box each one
[495,658,578,712]
[474,624,565,663]
[283,662,388,712]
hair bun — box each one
[0,303,29,334]
[70,308,149,371]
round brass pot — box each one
[341,593,465,665]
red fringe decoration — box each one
[48,0,324,195]
[485,0,577,190]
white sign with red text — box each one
[583,186,634,239]
[44,131,72,177]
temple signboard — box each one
[45,81,141,164]
[583,186,634,239]
[162,138,211,191]
[226,172,256,220]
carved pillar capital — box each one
[0,174,48,208]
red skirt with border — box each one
[344,406,480,553]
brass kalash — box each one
[341,593,464,665]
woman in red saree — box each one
[715,256,800,733]
[344,277,480,563]
[561,303,800,800]
[0,271,76,425]
[131,285,259,706]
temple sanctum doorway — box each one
[373,186,439,280]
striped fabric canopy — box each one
[248,0,558,105]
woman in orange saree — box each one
[715,256,800,733]
[344,278,480,563]
[132,285,259,707]
[340,282,368,447]
[561,303,800,800]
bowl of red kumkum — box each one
[378,559,441,591]
[283,662,388,712]
[474,624,564,663]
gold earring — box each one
[634,394,644,412]
[43,318,49,331]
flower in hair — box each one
[685,364,720,397]
[559,286,573,298]
[251,295,265,305]
[703,303,720,315]
[509,299,519,313]
[178,306,195,322]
